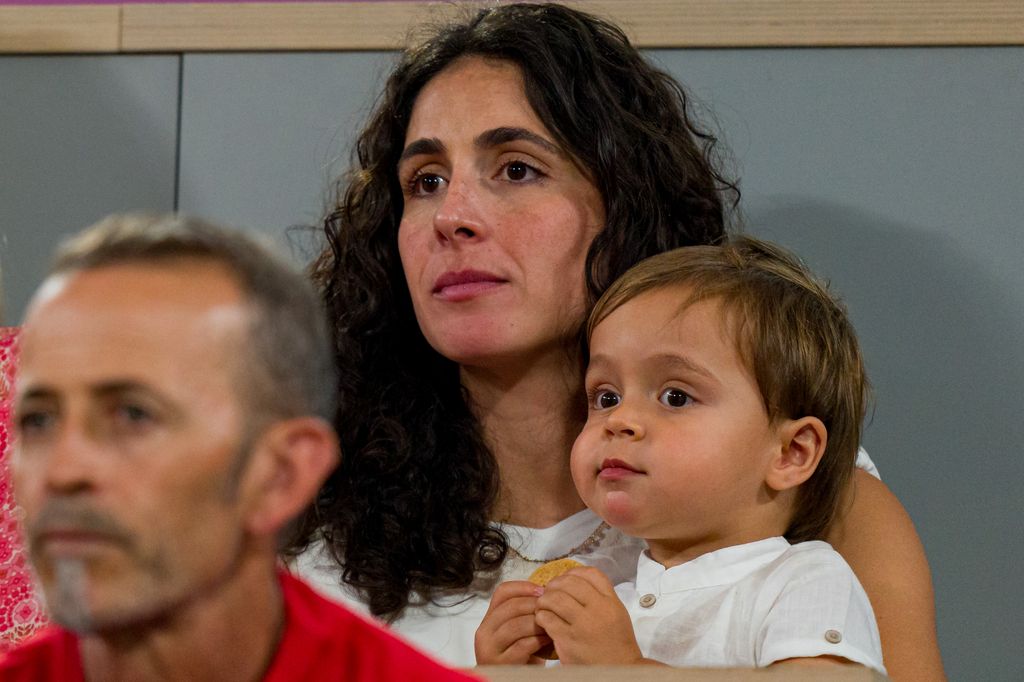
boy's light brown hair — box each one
[586,235,868,542]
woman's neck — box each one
[461,351,587,528]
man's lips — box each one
[33,529,127,557]
[598,458,644,481]
[432,269,508,301]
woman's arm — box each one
[828,469,946,681]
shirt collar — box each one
[635,537,791,593]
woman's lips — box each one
[598,458,643,481]
[432,269,508,302]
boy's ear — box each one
[765,416,827,492]
[240,417,339,538]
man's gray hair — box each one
[52,213,337,424]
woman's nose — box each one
[433,176,486,245]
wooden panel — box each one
[591,0,1024,47]
[1,1,1022,53]
[119,1,1024,53]
[0,5,120,53]
[121,1,440,52]
[477,665,888,681]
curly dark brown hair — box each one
[289,2,739,619]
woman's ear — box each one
[765,416,827,492]
[242,417,339,538]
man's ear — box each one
[242,417,339,538]
[765,416,827,492]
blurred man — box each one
[0,214,478,681]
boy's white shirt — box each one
[617,536,885,672]
[295,447,880,667]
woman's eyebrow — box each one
[475,127,562,156]
[399,137,445,163]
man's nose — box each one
[38,422,100,495]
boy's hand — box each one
[534,565,645,664]
[474,580,551,665]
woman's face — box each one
[397,56,604,368]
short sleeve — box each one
[755,543,885,673]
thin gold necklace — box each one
[507,521,610,564]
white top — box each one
[295,447,879,667]
[294,508,646,666]
[618,537,885,672]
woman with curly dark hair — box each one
[289,4,942,678]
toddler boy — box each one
[476,236,885,672]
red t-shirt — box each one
[0,571,480,681]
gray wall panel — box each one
[4,46,1022,679]
[652,47,1024,681]
[0,55,179,322]
[177,52,396,262]
[181,47,1024,680]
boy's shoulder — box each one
[753,540,885,672]
[773,538,845,561]
[762,539,858,584]
[749,539,874,626]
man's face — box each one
[13,260,256,633]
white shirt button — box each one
[638,593,657,608]
[824,629,843,644]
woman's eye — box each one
[408,172,446,196]
[659,388,692,408]
[592,389,621,410]
[500,160,538,182]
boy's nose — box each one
[605,406,645,440]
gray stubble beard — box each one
[50,558,96,633]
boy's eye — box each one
[658,388,692,408]
[592,389,621,410]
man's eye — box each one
[113,404,154,427]
[593,390,621,410]
[659,388,692,408]
[17,411,54,435]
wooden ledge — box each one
[1,1,1023,54]
[476,665,888,681]
[0,5,120,53]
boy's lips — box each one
[432,269,508,301]
[598,458,644,481]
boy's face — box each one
[571,286,785,567]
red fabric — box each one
[266,571,479,681]
[0,328,48,652]
[0,571,479,681]
[0,626,83,681]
